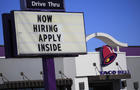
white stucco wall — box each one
[75,52,127,77]
[126,56,140,90]
[0,58,43,84]
[74,77,89,90]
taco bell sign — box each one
[99,45,117,67]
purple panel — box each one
[0,46,5,56]
[42,57,57,90]
[120,46,140,56]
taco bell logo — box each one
[99,45,117,67]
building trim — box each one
[86,33,128,48]
[0,79,73,89]
[126,56,140,58]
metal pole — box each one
[42,57,57,90]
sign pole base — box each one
[42,57,57,90]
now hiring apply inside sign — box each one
[12,11,87,56]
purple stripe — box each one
[120,47,140,56]
[0,46,5,56]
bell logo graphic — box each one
[99,45,117,67]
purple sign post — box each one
[42,57,56,90]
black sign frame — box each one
[2,10,87,58]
